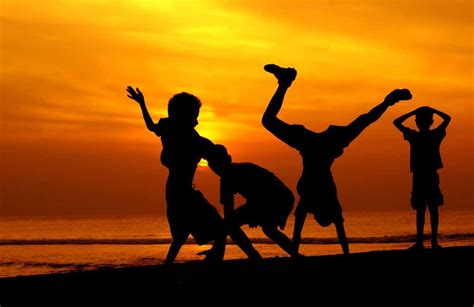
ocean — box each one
[1,209,473,278]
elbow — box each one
[146,123,157,133]
[261,117,269,128]
[445,117,451,127]
[261,114,273,129]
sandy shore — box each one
[1,246,473,304]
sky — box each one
[1,0,473,216]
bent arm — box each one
[431,107,451,130]
[393,110,417,133]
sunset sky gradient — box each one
[1,0,472,215]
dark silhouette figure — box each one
[262,64,412,254]
[126,86,225,264]
[394,106,451,251]
[206,144,301,258]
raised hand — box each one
[384,89,412,105]
[126,86,145,105]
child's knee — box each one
[427,205,439,214]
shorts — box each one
[295,176,344,227]
[232,189,294,230]
[411,172,444,209]
[295,197,343,227]
[167,189,224,245]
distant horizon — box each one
[1,206,473,218]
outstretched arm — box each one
[126,86,158,133]
[429,107,451,130]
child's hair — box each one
[168,92,202,118]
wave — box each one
[1,233,473,245]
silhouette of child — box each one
[262,64,411,254]
[207,144,301,258]
[126,87,225,264]
[394,106,451,251]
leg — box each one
[165,232,189,265]
[292,203,308,252]
[428,205,441,248]
[415,207,426,247]
[334,219,349,255]
[227,206,262,260]
[262,225,300,257]
[200,222,227,262]
[345,89,411,144]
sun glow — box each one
[1,0,472,215]
[198,159,209,168]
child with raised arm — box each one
[394,106,451,251]
[262,64,411,254]
[206,144,301,258]
[126,86,226,264]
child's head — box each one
[207,144,232,176]
[415,107,434,132]
[168,92,201,129]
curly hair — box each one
[168,92,202,118]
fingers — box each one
[126,87,135,94]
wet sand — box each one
[1,246,472,305]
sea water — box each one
[1,209,473,277]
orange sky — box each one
[1,0,473,216]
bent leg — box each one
[293,202,308,252]
[227,205,261,260]
[262,225,300,257]
[165,232,189,264]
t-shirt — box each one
[282,124,357,196]
[153,117,213,172]
[220,162,289,205]
[283,124,358,174]
[402,127,446,173]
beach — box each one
[1,246,473,305]
[2,211,474,278]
